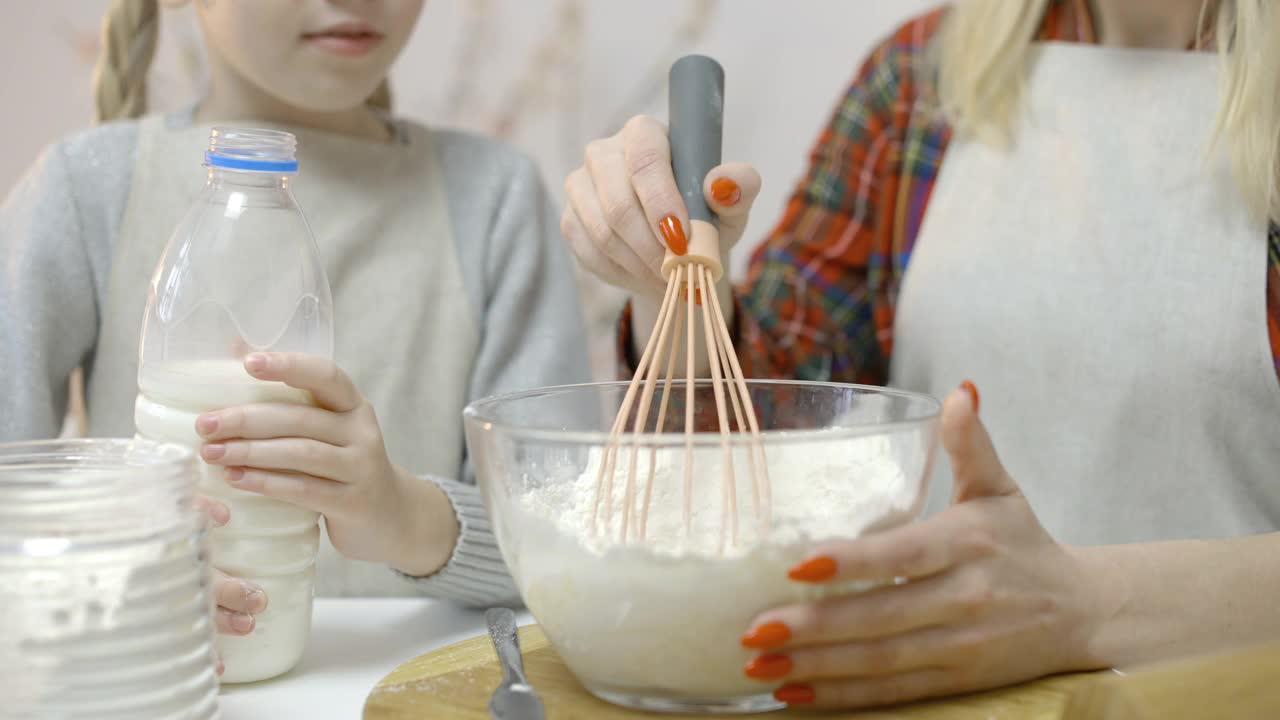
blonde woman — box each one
[564,0,1280,709]
[1,0,588,674]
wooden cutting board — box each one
[1060,642,1280,719]
[362,624,1101,719]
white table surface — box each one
[217,598,531,719]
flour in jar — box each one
[0,472,219,719]
[506,433,924,700]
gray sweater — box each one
[0,110,590,605]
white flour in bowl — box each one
[505,433,923,700]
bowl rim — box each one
[0,438,194,467]
[463,379,942,446]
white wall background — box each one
[1,0,934,380]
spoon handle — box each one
[486,607,527,685]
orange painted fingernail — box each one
[774,683,816,705]
[744,653,792,680]
[694,288,703,305]
[711,177,741,205]
[659,215,687,255]
[741,621,791,649]
[960,379,980,414]
[788,555,837,582]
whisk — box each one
[592,55,770,552]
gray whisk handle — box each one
[669,54,724,228]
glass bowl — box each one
[464,380,940,714]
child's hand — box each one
[193,495,266,677]
[195,353,459,576]
[213,567,265,638]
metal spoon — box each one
[485,608,545,720]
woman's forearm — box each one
[1074,532,1280,668]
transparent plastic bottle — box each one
[133,127,333,683]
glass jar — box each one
[0,439,219,719]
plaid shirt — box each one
[621,1,1280,386]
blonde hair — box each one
[935,0,1280,224]
[92,0,393,124]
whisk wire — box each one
[705,270,771,533]
[639,276,684,541]
[694,264,738,553]
[682,264,696,539]
[622,266,686,543]
[592,273,681,537]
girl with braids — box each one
[1,0,588,662]
[565,0,1280,710]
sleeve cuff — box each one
[396,475,523,608]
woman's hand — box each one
[193,495,266,677]
[195,352,460,577]
[561,115,762,302]
[740,383,1108,709]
